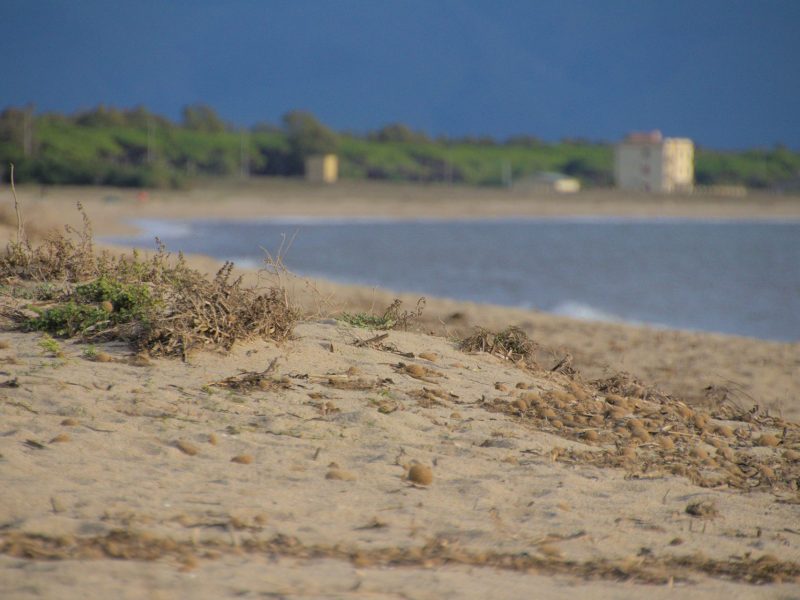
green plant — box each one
[38,334,63,357]
[28,302,109,337]
[340,298,425,331]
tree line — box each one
[1,104,798,190]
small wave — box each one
[549,300,651,326]
[128,218,194,240]
[226,256,263,270]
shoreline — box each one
[4,179,799,421]
[12,178,800,235]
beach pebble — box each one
[539,407,556,419]
[715,424,734,438]
[50,496,67,513]
[605,394,627,407]
[686,499,718,519]
[658,436,675,450]
[175,440,199,456]
[326,468,356,481]
[404,364,426,378]
[49,433,70,443]
[783,449,800,462]
[511,398,529,411]
[60,418,80,426]
[407,464,433,485]
[93,351,115,363]
[208,433,218,445]
[757,433,780,447]
[129,353,152,367]
[607,406,628,419]
[231,454,253,464]
[717,446,735,461]
[418,352,438,362]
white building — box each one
[614,131,694,193]
[515,171,581,193]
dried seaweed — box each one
[459,326,538,366]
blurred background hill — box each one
[1,1,798,190]
[2,104,799,190]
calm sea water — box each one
[110,217,800,342]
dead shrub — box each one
[459,326,537,366]
[1,190,296,358]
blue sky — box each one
[1,1,798,149]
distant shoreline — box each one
[13,179,800,240]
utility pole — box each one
[501,160,512,188]
[240,129,250,178]
[23,104,34,158]
[147,117,155,164]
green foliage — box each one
[368,123,430,144]
[340,311,398,330]
[75,276,155,318]
[37,333,64,357]
[181,104,228,133]
[340,298,425,331]
[28,302,110,337]
[26,276,156,337]
[282,110,339,172]
[695,147,800,189]
[0,104,797,190]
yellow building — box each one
[614,131,694,193]
[305,154,338,184]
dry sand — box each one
[1,180,800,598]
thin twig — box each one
[9,163,24,244]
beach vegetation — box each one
[0,175,297,358]
[340,298,425,331]
[2,104,797,190]
[37,334,62,357]
[459,326,538,366]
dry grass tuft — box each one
[0,192,296,358]
[459,326,537,366]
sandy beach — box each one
[2,180,799,598]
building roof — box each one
[623,130,663,144]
